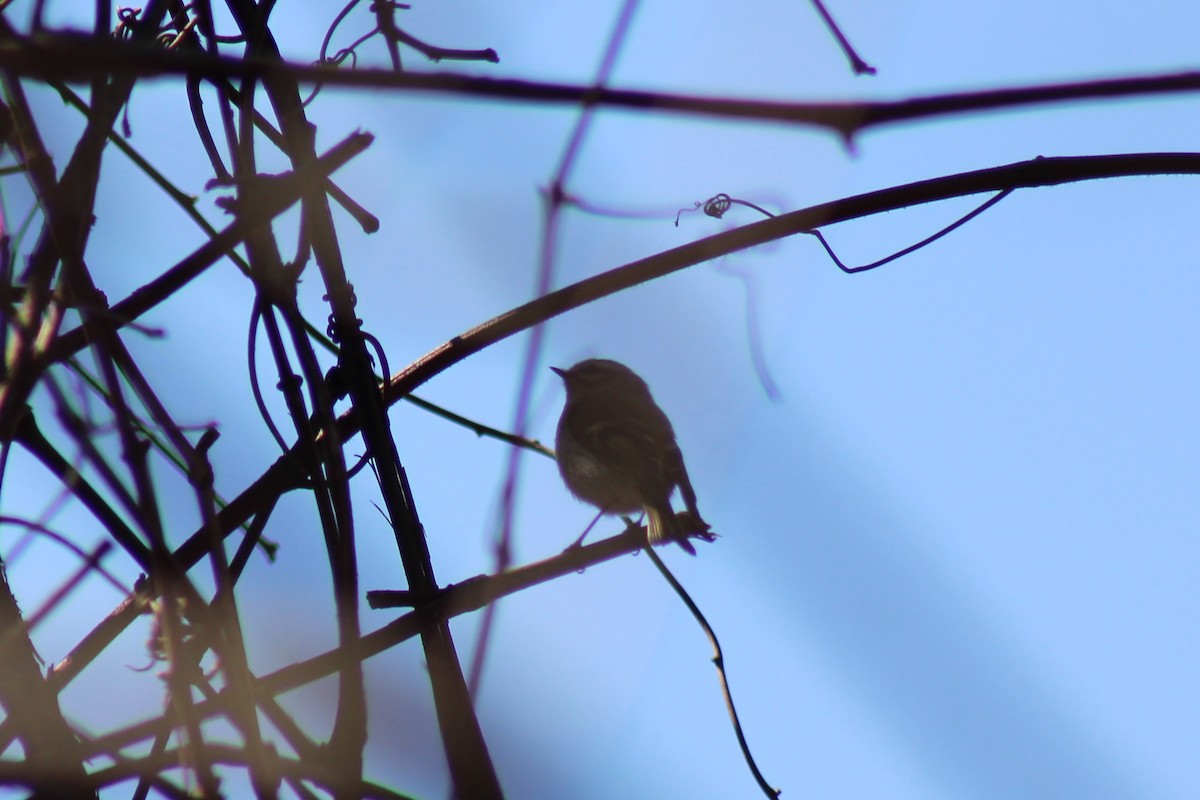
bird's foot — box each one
[677,511,717,546]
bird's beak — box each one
[550,366,567,379]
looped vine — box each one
[703,192,733,218]
[324,284,361,342]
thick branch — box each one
[0,559,95,799]
[3,35,1200,137]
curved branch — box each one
[387,152,1200,399]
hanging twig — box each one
[643,544,781,798]
[807,0,876,76]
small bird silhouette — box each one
[552,359,712,554]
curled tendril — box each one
[703,193,733,218]
[327,46,361,68]
[325,314,357,342]
[676,193,769,226]
[114,6,142,39]
[325,284,361,342]
[674,201,702,227]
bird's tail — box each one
[646,504,697,555]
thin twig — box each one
[644,545,779,797]
[807,0,876,76]
[0,517,129,593]
[693,187,1013,275]
[402,393,555,459]
[14,541,112,634]
[809,189,1014,273]
[385,27,499,64]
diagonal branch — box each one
[44,130,374,364]
[82,525,653,757]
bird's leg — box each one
[621,512,648,553]
[564,508,606,551]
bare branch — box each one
[4,34,1200,137]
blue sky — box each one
[4,1,1200,798]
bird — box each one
[552,358,712,554]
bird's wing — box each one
[569,398,676,495]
